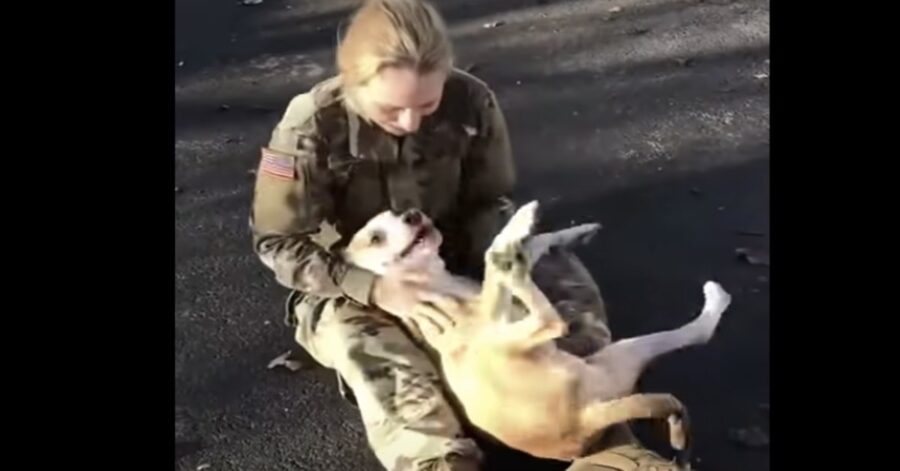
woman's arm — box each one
[250,92,377,305]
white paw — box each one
[521,223,598,267]
[695,281,731,342]
[549,222,602,246]
[702,281,731,313]
[496,201,539,247]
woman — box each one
[250,0,684,470]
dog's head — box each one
[343,208,443,275]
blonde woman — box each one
[251,0,685,469]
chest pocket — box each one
[406,122,472,218]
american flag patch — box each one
[259,148,296,180]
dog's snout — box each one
[402,210,422,226]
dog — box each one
[342,201,731,464]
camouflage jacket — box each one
[250,69,516,307]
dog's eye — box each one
[370,231,384,245]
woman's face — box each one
[356,65,446,136]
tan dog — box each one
[343,202,731,464]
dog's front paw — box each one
[524,222,602,266]
[487,201,540,280]
[552,222,602,247]
[494,201,538,249]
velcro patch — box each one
[259,148,296,180]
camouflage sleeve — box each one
[250,93,377,305]
[457,89,518,273]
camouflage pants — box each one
[291,291,479,470]
[291,249,683,471]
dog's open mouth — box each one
[399,225,433,259]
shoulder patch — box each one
[259,147,297,180]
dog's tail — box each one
[580,393,692,468]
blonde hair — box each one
[337,0,454,90]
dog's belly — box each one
[442,351,590,460]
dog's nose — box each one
[402,210,422,226]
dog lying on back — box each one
[342,201,731,463]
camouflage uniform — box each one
[250,70,684,471]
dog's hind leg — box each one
[578,393,692,465]
[585,282,731,395]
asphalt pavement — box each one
[175,0,769,469]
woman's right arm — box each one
[250,93,377,306]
